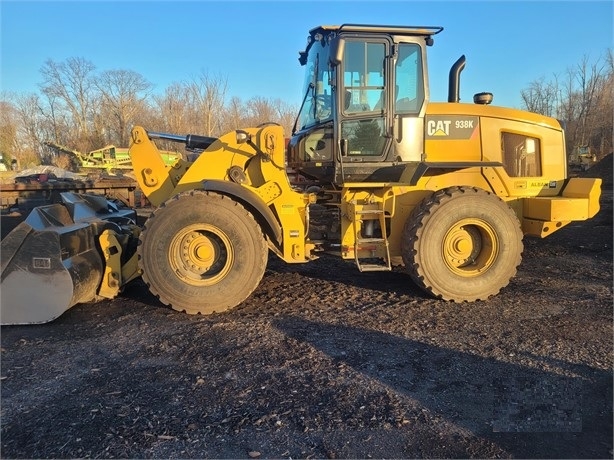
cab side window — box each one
[395,44,424,114]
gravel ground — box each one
[1,159,612,459]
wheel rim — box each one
[169,224,233,286]
[442,218,498,276]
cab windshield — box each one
[294,39,334,133]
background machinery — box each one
[1,24,602,324]
[43,141,182,174]
[568,145,597,172]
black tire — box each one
[401,186,523,302]
[137,190,268,314]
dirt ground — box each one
[1,157,612,459]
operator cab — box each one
[287,24,443,184]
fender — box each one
[201,179,283,246]
[407,161,503,186]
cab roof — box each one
[310,24,444,37]
[299,24,444,65]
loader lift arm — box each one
[131,123,316,255]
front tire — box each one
[138,191,268,314]
[401,187,523,302]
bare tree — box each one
[559,70,581,127]
[242,96,298,135]
[272,98,298,136]
[0,98,19,168]
[0,93,50,168]
[220,96,247,132]
[95,69,153,145]
[153,82,193,133]
[187,71,228,136]
[40,92,70,146]
[39,57,98,152]
[218,95,297,138]
[590,50,613,156]
[520,76,559,117]
[244,96,277,126]
[571,55,606,147]
[521,49,613,158]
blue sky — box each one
[1,1,612,110]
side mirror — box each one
[329,37,345,66]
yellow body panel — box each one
[425,103,567,198]
[426,103,561,129]
[521,177,602,237]
[525,192,597,221]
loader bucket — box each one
[1,192,137,325]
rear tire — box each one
[138,190,268,314]
[401,186,523,302]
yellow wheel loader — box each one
[1,24,602,324]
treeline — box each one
[0,57,298,170]
[520,49,613,160]
[1,50,612,171]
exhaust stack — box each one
[448,55,466,103]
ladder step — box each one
[353,202,392,273]
[355,209,385,215]
[358,262,392,272]
[356,237,386,244]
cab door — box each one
[336,38,391,182]
[335,38,427,182]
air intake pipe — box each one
[448,55,466,103]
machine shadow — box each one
[272,316,613,459]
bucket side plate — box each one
[1,220,104,325]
